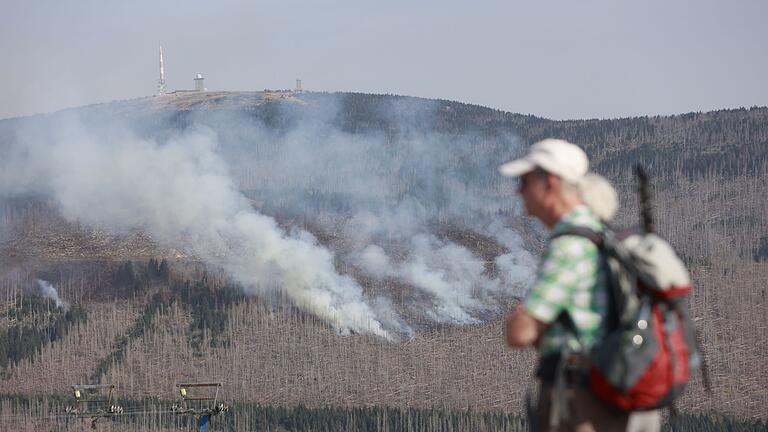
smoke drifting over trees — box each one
[0,94,766,420]
[0,93,537,338]
[34,279,68,310]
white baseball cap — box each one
[498,138,589,183]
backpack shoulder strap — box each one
[551,226,626,331]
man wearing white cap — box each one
[501,139,658,432]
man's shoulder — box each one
[549,206,604,250]
[546,235,600,260]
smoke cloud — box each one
[35,279,69,310]
[1,113,392,338]
[0,93,538,337]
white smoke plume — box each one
[225,96,538,324]
[35,279,69,310]
[1,115,394,339]
[0,93,540,336]
[357,235,494,324]
[486,220,538,298]
[344,202,530,324]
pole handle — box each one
[635,165,654,234]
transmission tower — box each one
[66,384,123,429]
[59,381,228,431]
[173,382,229,432]
[157,45,167,95]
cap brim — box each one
[498,158,536,177]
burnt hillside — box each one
[0,92,766,424]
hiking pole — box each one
[635,165,715,399]
[635,165,654,234]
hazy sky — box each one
[1,0,766,120]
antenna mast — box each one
[157,45,167,95]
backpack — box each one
[552,226,704,411]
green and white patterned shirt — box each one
[524,205,609,355]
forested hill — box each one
[334,94,768,179]
[13,91,764,178]
[0,91,766,426]
[5,92,764,173]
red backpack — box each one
[542,167,710,420]
[555,227,703,411]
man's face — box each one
[517,169,550,221]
